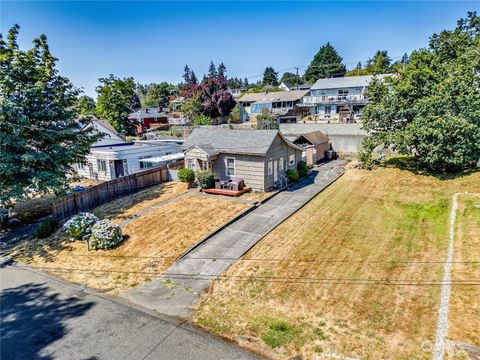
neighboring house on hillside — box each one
[81,118,126,146]
[238,90,309,122]
[279,82,311,92]
[75,140,183,181]
[129,108,169,135]
[292,131,330,166]
[299,74,391,122]
[182,128,303,192]
[280,123,367,153]
[228,88,245,99]
[169,97,184,112]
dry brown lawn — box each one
[449,193,480,349]
[194,165,480,360]
[11,184,248,291]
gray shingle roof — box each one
[238,90,309,103]
[310,74,392,90]
[183,128,301,156]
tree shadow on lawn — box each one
[0,282,94,360]
[381,156,478,181]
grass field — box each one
[11,183,248,290]
[194,164,480,360]
[449,193,480,351]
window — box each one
[226,157,235,176]
[267,161,273,175]
[338,89,349,95]
[77,162,86,170]
[139,156,153,169]
[289,155,295,166]
[278,157,284,171]
[324,105,331,114]
[188,158,196,171]
[97,159,107,172]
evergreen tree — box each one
[280,72,301,86]
[208,61,217,78]
[262,66,278,86]
[0,25,101,204]
[183,65,191,84]
[96,75,140,135]
[243,77,249,87]
[217,62,226,78]
[304,42,346,82]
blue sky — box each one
[1,1,478,97]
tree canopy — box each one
[280,72,301,87]
[262,66,278,86]
[0,25,100,205]
[76,95,96,115]
[95,74,140,135]
[140,82,177,108]
[361,12,480,173]
[304,42,346,82]
[365,50,392,75]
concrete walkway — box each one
[120,160,345,318]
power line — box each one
[20,265,480,287]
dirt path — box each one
[433,192,463,360]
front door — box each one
[114,160,124,178]
[273,160,278,182]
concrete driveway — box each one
[0,260,260,360]
[120,160,345,318]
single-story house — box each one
[182,128,303,192]
[128,108,169,135]
[75,140,183,181]
[292,131,330,166]
[81,118,126,147]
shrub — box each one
[196,170,215,189]
[88,219,123,250]
[286,169,299,183]
[36,218,59,238]
[297,161,308,177]
[63,212,99,240]
[178,168,195,185]
[261,321,301,348]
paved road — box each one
[0,260,260,360]
[120,161,345,318]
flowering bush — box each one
[88,220,123,250]
[63,212,99,240]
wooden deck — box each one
[202,187,252,197]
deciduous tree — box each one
[0,25,100,205]
[361,12,480,173]
[96,75,140,135]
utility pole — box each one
[295,66,299,90]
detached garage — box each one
[293,131,330,166]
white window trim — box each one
[289,155,295,166]
[278,157,284,171]
[267,161,273,175]
[188,158,196,171]
[226,157,235,177]
[97,159,107,172]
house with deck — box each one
[182,128,303,192]
[128,108,169,135]
[299,74,391,122]
[238,90,309,122]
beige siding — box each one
[264,134,303,190]
[213,154,265,192]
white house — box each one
[279,82,311,92]
[238,90,309,122]
[75,140,183,181]
[300,74,391,122]
[81,118,125,146]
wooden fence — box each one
[52,160,184,219]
